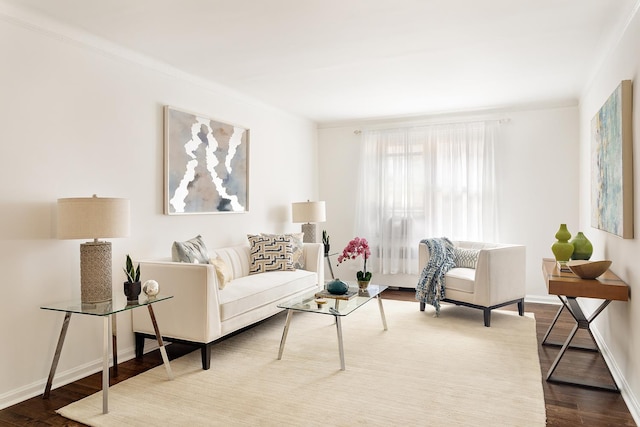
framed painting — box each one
[591,80,633,238]
[164,106,250,214]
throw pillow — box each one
[247,234,294,274]
[454,247,480,269]
[172,235,210,264]
[261,232,305,269]
[210,256,232,289]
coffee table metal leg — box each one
[335,315,345,371]
[377,296,388,331]
[278,309,293,360]
[43,312,72,399]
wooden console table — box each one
[541,258,629,392]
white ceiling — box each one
[3,0,639,124]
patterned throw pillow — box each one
[172,235,210,264]
[210,256,232,289]
[454,247,480,269]
[261,233,305,269]
[247,234,295,274]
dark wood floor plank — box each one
[0,288,635,426]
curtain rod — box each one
[353,117,510,135]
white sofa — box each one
[418,240,526,327]
[132,242,324,369]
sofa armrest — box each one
[302,242,324,287]
[473,245,526,306]
[132,261,222,344]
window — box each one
[355,121,499,275]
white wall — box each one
[0,11,317,408]
[578,6,640,420]
[318,105,580,298]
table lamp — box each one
[292,200,326,243]
[57,195,130,303]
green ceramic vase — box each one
[551,224,574,262]
[570,232,593,260]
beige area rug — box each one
[57,300,546,426]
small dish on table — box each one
[566,260,612,279]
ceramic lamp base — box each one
[80,241,113,303]
[301,223,317,243]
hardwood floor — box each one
[0,288,635,426]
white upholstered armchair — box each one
[418,240,526,327]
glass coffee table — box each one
[277,284,388,370]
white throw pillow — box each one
[210,256,232,289]
[454,247,480,269]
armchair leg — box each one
[419,302,426,312]
[517,299,525,316]
[483,309,491,327]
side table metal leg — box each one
[278,309,293,360]
[111,314,118,376]
[102,316,110,414]
[335,315,345,371]
[43,312,71,399]
[546,297,619,391]
[377,295,388,331]
[541,299,565,345]
[147,305,174,380]
[326,256,335,279]
[546,322,579,381]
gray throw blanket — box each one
[415,237,455,316]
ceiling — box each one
[3,0,639,124]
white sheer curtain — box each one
[354,120,499,275]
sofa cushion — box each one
[262,233,305,269]
[172,235,210,264]
[210,256,232,289]
[454,247,479,269]
[209,245,250,280]
[445,267,476,294]
[247,234,295,274]
[218,270,317,321]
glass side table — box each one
[41,295,174,414]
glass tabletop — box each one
[40,295,173,316]
[278,284,387,316]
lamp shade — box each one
[292,201,326,223]
[57,196,130,240]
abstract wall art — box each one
[164,106,249,214]
[591,80,633,238]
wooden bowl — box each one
[566,260,612,279]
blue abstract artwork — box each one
[591,80,633,238]
[165,106,249,214]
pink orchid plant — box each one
[337,237,372,281]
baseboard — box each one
[590,322,640,425]
[0,346,139,411]
[524,294,560,305]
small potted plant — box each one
[123,254,141,304]
[322,230,330,255]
